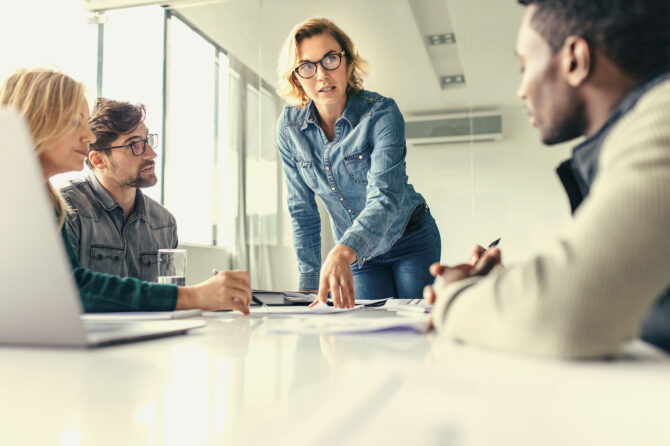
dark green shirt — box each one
[61,224,178,313]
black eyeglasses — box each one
[91,134,158,156]
[294,51,345,79]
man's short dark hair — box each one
[86,98,146,169]
[518,0,670,80]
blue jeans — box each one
[351,210,441,299]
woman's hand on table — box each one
[310,244,357,308]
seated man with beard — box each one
[61,98,177,282]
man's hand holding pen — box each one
[423,238,503,306]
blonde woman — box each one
[277,18,441,307]
[0,68,251,313]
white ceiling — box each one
[88,0,526,114]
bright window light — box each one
[164,16,216,245]
[101,5,165,203]
[0,0,97,188]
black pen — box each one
[474,238,501,267]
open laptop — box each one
[0,107,206,347]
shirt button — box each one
[348,209,353,213]
[339,197,344,201]
[325,166,330,170]
[331,187,336,191]
[358,155,363,159]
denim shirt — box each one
[277,90,425,290]
[60,173,178,282]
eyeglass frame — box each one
[90,133,158,157]
[293,50,346,79]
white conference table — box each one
[2,308,670,446]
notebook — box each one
[0,108,205,347]
[252,290,314,305]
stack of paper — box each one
[383,299,431,314]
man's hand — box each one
[309,244,357,308]
[424,245,502,305]
[176,270,252,314]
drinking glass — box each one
[157,249,187,286]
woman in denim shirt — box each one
[276,18,441,307]
[0,68,252,314]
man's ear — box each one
[88,150,107,170]
[561,36,591,87]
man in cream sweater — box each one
[428,0,670,358]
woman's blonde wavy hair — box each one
[277,18,369,108]
[0,68,86,228]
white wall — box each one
[405,106,574,266]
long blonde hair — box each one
[277,18,369,108]
[0,68,86,227]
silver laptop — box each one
[0,107,206,347]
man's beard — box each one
[127,162,158,188]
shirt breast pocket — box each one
[295,158,318,189]
[343,150,371,184]
[89,245,124,276]
[140,252,158,282]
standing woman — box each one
[276,18,441,307]
[0,68,252,313]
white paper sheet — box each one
[265,315,430,335]
[383,299,431,313]
[250,301,364,315]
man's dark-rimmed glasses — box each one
[91,134,158,156]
